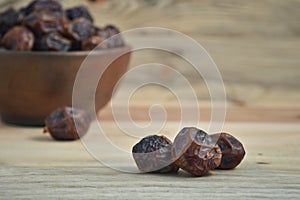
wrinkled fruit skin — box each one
[66,18,95,42]
[211,133,245,169]
[24,11,67,36]
[22,0,64,16]
[0,8,23,40]
[99,25,124,48]
[1,26,34,51]
[1,0,124,51]
[172,127,222,176]
[132,135,179,173]
[34,32,71,51]
[82,36,106,50]
[66,6,94,22]
[44,107,92,141]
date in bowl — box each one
[0,46,131,126]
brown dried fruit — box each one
[66,6,94,22]
[98,25,124,48]
[66,18,95,42]
[1,26,34,51]
[172,127,222,176]
[81,35,106,50]
[33,32,70,51]
[1,1,124,52]
[211,132,245,169]
[0,8,23,39]
[44,107,92,141]
[22,0,64,16]
[94,27,108,38]
[24,10,67,36]
[132,135,179,173]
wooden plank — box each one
[0,1,299,197]
[0,0,299,107]
[97,104,300,122]
[0,121,299,199]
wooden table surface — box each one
[1,105,299,199]
[0,0,300,199]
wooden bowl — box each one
[0,46,131,126]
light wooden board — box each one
[0,0,299,106]
[98,104,300,123]
[0,1,299,199]
[0,121,299,199]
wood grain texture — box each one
[98,104,300,122]
[0,121,299,199]
[0,1,299,198]
[0,0,299,106]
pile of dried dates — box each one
[132,127,246,176]
[0,0,124,51]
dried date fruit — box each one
[172,127,222,176]
[44,107,92,141]
[1,26,35,51]
[66,18,95,42]
[66,6,94,23]
[24,11,67,36]
[22,0,64,16]
[94,27,108,37]
[132,135,179,173]
[0,8,23,39]
[99,25,124,48]
[81,35,106,50]
[34,32,70,51]
[1,0,124,52]
[211,132,245,169]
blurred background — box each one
[1,0,299,107]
